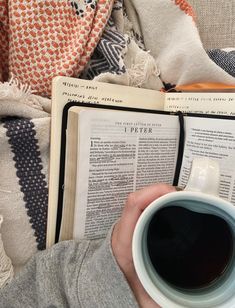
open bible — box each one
[59,104,235,243]
[47,76,235,247]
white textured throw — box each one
[93,0,235,89]
[0,79,50,274]
[0,215,14,288]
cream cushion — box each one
[188,0,235,49]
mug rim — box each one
[132,191,235,308]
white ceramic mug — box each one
[132,158,235,308]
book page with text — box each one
[47,77,165,246]
[53,76,165,110]
[164,93,235,115]
[73,110,179,240]
[178,117,235,203]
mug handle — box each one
[184,157,220,196]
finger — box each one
[118,184,176,247]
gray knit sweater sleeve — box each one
[0,228,139,308]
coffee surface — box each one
[147,205,233,290]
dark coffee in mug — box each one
[147,205,234,290]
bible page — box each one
[47,77,164,246]
[178,116,235,203]
[73,109,179,240]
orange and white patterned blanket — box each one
[0,0,113,96]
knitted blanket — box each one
[82,0,235,89]
[0,0,114,96]
[0,0,234,287]
[0,78,50,286]
[0,0,114,287]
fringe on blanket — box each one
[0,76,45,111]
[83,0,235,89]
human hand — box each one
[111,183,176,308]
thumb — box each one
[117,184,176,248]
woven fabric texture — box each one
[188,0,235,49]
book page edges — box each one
[59,108,79,241]
[46,79,64,247]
